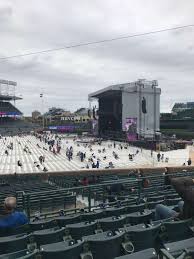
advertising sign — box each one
[124,118,137,141]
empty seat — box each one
[105,206,126,217]
[55,214,80,227]
[114,248,157,259]
[0,249,38,259]
[147,196,164,202]
[33,227,65,246]
[124,204,145,214]
[98,216,126,231]
[80,210,104,221]
[30,219,57,231]
[121,224,160,252]
[161,218,192,242]
[0,234,29,254]
[40,240,83,259]
[163,237,194,258]
[125,211,152,225]
[83,231,124,259]
[66,221,97,240]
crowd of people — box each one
[0,133,193,175]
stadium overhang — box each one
[88,85,123,101]
[0,95,22,101]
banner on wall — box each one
[92,119,98,136]
[48,125,78,132]
[124,117,137,141]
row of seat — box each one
[0,216,193,259]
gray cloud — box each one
[0,0,194,115]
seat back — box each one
[125,204,145,214]
[0,234,29,254]
[67,222,97,240]
[163,237,194,258]
[85,231,124,259]
[162,219,192,242]
[80,211,104,222]
[124,225,160,252]
[33,227,65,246]
[30,219,56,231]
[114,248,157,259]
[99,216,126,231]
[40,240,84,259]
[0,224,30,237]
[126,211,152,225]
[55,214,80,227]
[0,249,38,259]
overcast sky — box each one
[0,0,194,115]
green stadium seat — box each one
[55,214,80,227]
[125,211,152,225]
[66,221,97,240]
[162,237,194,258]
[30,219,57,231]
[80,210,104,221]
[119,223,146,232]
[0,234,29,254]
[40,240,84,259]
[124,204,145,214]
[105,206,126,217]
[98,216,126,231]
[0,249,38,259]
[121,224,160,252]
[82,231,124,259]
[161,218,193,242]
[147,196,164,202]
[32,227,65,246]
[114,248,157,259]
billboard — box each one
[124,118,137,141]
[48,125,78,132]
[92,119,98,136]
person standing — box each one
[187,158,192,166]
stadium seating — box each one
[0,170,194,258]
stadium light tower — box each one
[40,92,44,129]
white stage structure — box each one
[89,79,161,139]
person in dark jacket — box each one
[155,177,194,220]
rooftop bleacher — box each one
[0,101,22,115]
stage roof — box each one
[0,95,22,101]
[89,80,161,100]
